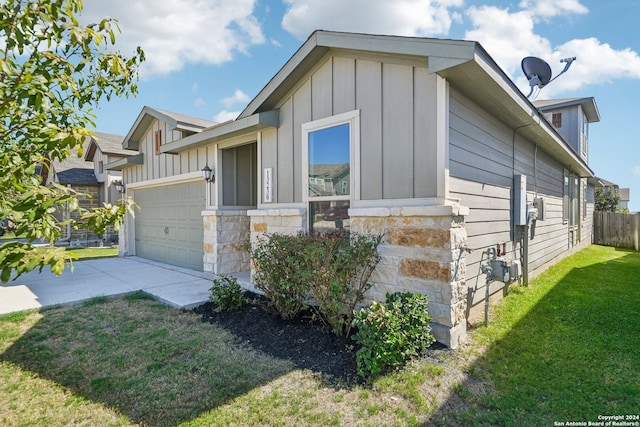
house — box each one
[47,142,102,244]
[84,132,137,242]
[620,188,630,211]
[106,106,215,270]
[113,31,598,348]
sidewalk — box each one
[0,257,230,315]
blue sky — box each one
[81,0,640,212]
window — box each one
[98,161,104,174]
[579,110,588,160]
[302,110,359,233]
[582,180,588,220]
[154,130,162,155]
[563,170,569,224]
[552,112,562,128]
[563,169,580,226]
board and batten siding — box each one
[123,117,214,188]
[259,52,440,205]
[448,88,592,310]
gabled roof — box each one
[123,106,216,150]
[238,30,594,178]
[239,30,476,119]
[533,97,600,123]
[84,132,133,161]
[51,142,98,185]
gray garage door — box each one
[134,181,205,271]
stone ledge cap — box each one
[350,204,469,217]
[248,208,306,217]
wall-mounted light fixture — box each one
[201,164,215,183]
[112,180,125,194]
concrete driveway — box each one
[0,257,222,315]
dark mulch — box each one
[192,291,449,387]
[193,292,363,385]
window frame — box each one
[301,110,360,229]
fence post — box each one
[633,212,640,251]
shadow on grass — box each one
[0,292,296,426]
[431,246,640,426]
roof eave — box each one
[161,110,280,154]
[439,47,593,178]
[105,153,144,171]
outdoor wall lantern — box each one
[201,164,215,183]
[112,180,125,194]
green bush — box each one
[248,233,310,320]
[247,231,382,332]
[209,274,244,312]
[352,292,435,377]
[304,231,382,337]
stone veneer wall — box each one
[349,204,469,349]
[247,208,306,242]
[203,209,251,274]
[246,204,469,349]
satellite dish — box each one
[522,57,552,88]
[521,56,576,98]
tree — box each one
[0,0,144,282]
[595,187,621,212]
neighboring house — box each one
[595,179,630,212]
[620,188,630,211]
[84,132,137,242]
[47,142,102,244]
[534,97,598,164]
[113,31,599,348]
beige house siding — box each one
[259,52,441,206]
[448,88,593,321]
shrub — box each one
[304,231,382,337]
[248,233,310,319]
[352,292,435,377]
[247,231,382,331]
[209,274,244,312]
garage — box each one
[134,181,205,271]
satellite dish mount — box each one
[521,56,576,98]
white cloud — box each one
[634,166,640,176]
[281,0,464,40]
[80,0,265,76]
[519,0,588,19]
[194,97,207,107]
[213,110,241,123]
[221,90,251,107]
[464,5,640,96]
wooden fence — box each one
[593,211,640,251]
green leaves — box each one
[352,292,435,378]
[0,0,144,280]
[248,231,382,336]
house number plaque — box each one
[263,168,273,203]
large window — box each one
[302,111,359,233]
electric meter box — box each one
[513,174,527,225]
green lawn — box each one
[0,245,638,426]
[444,245,640,425]
[66,246,119,260]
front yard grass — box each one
[0,245,638,426]
[66,246,118,260]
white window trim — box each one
[301,109,360,206]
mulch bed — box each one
[193,291,447,386]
